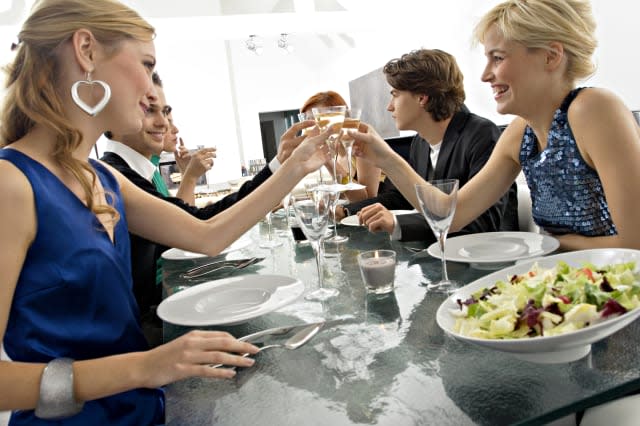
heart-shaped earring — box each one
[71,72,111,117]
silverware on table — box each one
[180,257,264,279]
[405,247,427,254]
[211,323,324,369]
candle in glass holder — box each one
[358,250,396,294]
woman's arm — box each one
[350,123,521,231]
[120,127,332,256]
[343,157,381,202]
[0,160,260,412]
[558,88,640,250]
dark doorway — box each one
[258,109,299,161]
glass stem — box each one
[331,203,339,237]
[332,148,338,183]
[267,212,272,241]
[439,232,448,281]
[346,145,353,185]
[312,239,324,289]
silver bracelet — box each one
[35,357,84,419]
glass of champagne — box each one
[340,108,362,190]
[415,179,461,293]
[312,106,346,186]
[291,189,338,301]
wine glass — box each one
[312,106,346,186]
[291,189,338,301]
[324,187,348,244]
[415,179,461,293]
[339,108,362,189]
[259,205,283,249]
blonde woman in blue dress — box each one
[0,1,332,424]
[351,0,640,251]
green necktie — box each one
[150,154,170,196]
[150,155,168,286]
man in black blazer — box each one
[336,49,517,242]
[101,74,308,344]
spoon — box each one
[211,323,322,369]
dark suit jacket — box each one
[100,151,273,314]
[345,106,518,242]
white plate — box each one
[427,232,559,265]
[157,274,304,326]
[436,249,640,363]
[161,234,252,260]
[340,215,362,227]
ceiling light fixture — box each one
[278,33,294,54]
[246,34,263,55]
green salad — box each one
[452,261,640,339]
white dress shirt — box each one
[103,139,156,182]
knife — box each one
[238,318,349,343]
[180,257,263,279]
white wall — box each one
[143,0,640,184]
[1,0,639,181]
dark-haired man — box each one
[337,48,517,241]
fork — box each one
[180,257,262,279]
[405,247,426,254]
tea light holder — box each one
[357,249,396,294]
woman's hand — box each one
[174,137,191,172]
[287,125,337,175]
[183,147,217,180]
[139,330,260,387]
[276,120,318,164]
[350,123,396,169]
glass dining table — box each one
[161,215,640,426]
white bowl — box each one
[436,249,640,363]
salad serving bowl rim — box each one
[436,248,640,363]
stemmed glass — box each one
[312,106,346,187]
[259,207,283,249]
[323,186,348,246]
[291,189,338,301]
[415,179,461,293]
[339,108,363,190]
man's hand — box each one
[358,203,395,234]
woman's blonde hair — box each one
[1,0,155,221]
[474,0,597,83]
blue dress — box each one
[519,88,617,236]
[0,149,164,425]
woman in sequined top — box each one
[350,0,640,251]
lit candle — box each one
[358,250,396,294]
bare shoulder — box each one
[0,158,34,204]
[0,158,36,241]
[568,87,630,126]
[494,117,527,163]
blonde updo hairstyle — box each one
[1,0,155,220]
[473,0,597,84]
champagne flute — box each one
[259,205,283,249]
[312,106,346,186]
[325,186,348,244]
[340,108,362,190]
[415,179,461,293]
[291,190,338,301]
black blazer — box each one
[100,151,273,313]
[345,106,518,242]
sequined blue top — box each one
[519,88,616,236]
